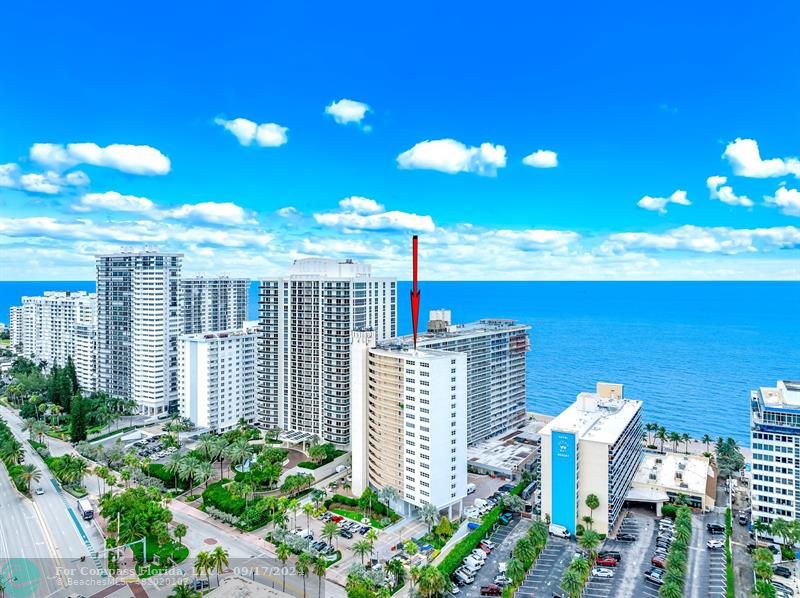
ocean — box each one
[3,280,799,446]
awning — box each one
[626,487,670,503]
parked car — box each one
[738,512,748,525]
[651,554,666,568]
[498,513,513,525]
[339,529,353,539]
[191,579,210,590]
[34,487,44,495]
[707,539,724,550]
[707,523,725,535]
[480,539,496,550]
[330,514,344,523]
[617,532,637,542]
[470,549,487,562]
[480,584,502,596]
[773,565,792,578]
[772,580,795,595]
[598,550,621,561]
[644,567,665,585]
[493,574,511,586]
[548,524,570,539]
[453,568,474,585]
[591,567,614,578]
[595,556,618,567]
[320,512,332,522]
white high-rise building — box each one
[96,250,182,415]
[350,333,468,515]
[381,310,531,444]
[180,276,249,334]
[9,291,96,386]
[540,383,643,536]
[74,322,98,392]
[750,380,800,528]
[179,327,257,433]
[257,258,396,445]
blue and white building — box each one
[540,383,643,535]
[750,380,800,527]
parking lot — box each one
[516,535,573,596]
[460,517,530,597]
[130,433,177,461]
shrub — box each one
[147,463,189,490]
[660,503,677,519]
[203,480,246,516]
[439,506,502,577]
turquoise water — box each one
[4,281,799,445]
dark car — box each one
[773,565,792,578]
[498,513,513,525]
[339,529,353,539]
[480,584,502,596]
[192,579,210,590]
[617,532,637,542]
[498,484,515,494]
[707,523,725,534]
[598,550,621,561]
[595,556,617,567]
[644,567,665,585]
[359,525,370,534]
[651,554,666,568]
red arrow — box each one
[411,235,420,349]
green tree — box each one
[296,552,313,598]
[209,545,229,587]
[276,543,291,592]
[559,567,584,598]
[313,556,327,598]
[322,521,339,550]
[585,494,600,529]
[578,529,601,561]
[194,550,213,590]
[69,395,87,442]
[701,434,712,452]
[417,565,446,598]
[174,523,188,547]
[753,579,778,598]
[352,539,371,565]
[506,557,526,585]
[18,464,41,494]
[656,426,667,452]
[659,581,684,598]
[419,502,439,533]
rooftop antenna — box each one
[411,235,420,349]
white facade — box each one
[74,323,98,392]
[257,258,396,444]
[9,291,96,388]
[179,327,257,433]
[750,380,800,528]
[180,276,249,334]
[540,383,643,536]
[96,250,182,415]
[380,311,530,444]
[351,340,468,514]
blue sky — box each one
[1,0,800,280]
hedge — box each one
[202,480,245,516]
[725,508,734,598]
[324,493,396,519]
[147,463,189,490]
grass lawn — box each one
[131,538,189,578]
[331,508,391,529]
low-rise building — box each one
[351,330,468,516]
[750,380,800,527]
[540,383,642,536]
[178,327,257,433]
[629,452,717,513]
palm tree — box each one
[419,502,439,533]
[352,539,371,565]
[417,565,446,598]
[313,556,327,597]
[296,552,313,598]
[681,433,691,454]
[752,519,771,541]
[165,451,184,489]
[514,537,536,564]
[174,523,188,547]
[753,579,778,598]
[659,581,683,598]
[19,464,41,494]
[22,418,35,440]
[578,529,601,561]
[194,550,213,590]
[178,455,205,491]
[408,564,422,594]
[378,485,399,511]
[303,501,315,529]
[276,543,291,592]
[753,558,773,581]
[119,513,148,545]
[209,546,229,587]
[223,438,253,476]
[584,494,599,529]
[168,581,199,598]
[528,520,548,549]
[287,498,300,528]
[771,518,792,546]
[386,557,404,588]
[645,422,657,445]
[656,426,667,452]
[701,433,712,452]
[668,431,681,452]
[506,557,526,585]
[321,521,339,550]
[31,420,48,445]
[559,567,583,598]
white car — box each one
[35,487,44,495]
[464,507,481,519]
[591,567,615,578]
[469,549,487,562]
[707,539,724,549]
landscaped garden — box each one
[324,488,400,529]
[297,441,344,469]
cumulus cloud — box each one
[722,138,800,178]
[30,143,170,175]
[602,225,800,255]
[765,186,800,217]
[637,190,691,213]
[0,163,90,194]
[276,206,299,217]
[338,196,383,214]
[214,117,288,147]
[397,139,507,176]
[522,149,558,168]
[167,202,253,226]
[706,176,753,207]
[75,191,154,213]
[314,210,435,233]
[324,99,370,127]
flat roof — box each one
[370,345,462,360]
[384,319,530,347]
[759,380,800,409]
[467,418,542,474]
[207,576,293,597]
[179,328,256,342]
[540,392,642,445]
[633,452,715,497]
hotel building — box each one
[180,276,249,334]
[750,380,800,527]
[257,258,396,445]
[384,310,530,444]
[96,250,182,415]
[350,330,468,515]
[178,327,257,433]
[540,383,643,535]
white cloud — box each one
[0,163,90,194]
[167,202,253,226]
[324,99,370,126]
[522,149,558,168]
[603,225,800,255]
[214,117,288,147]
[338,196,384,214]
[722,138,800,178]
[276,206,299,217]
[397,139,507,176]
[637,189,691,213]
[765,186,800,217]
[706,176,753,207]
[76,191,155,213]
[30,143,170,175]
[314,210,435,233]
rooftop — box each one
[380,318,530,351]
[758,380,800,410]
[180,327,256,342]
[207,576,293,598]
[467,418,542,475]
[539,383,642,445]
[370,345,461,361]
[633,452,716,498]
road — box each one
[1,405,108,593]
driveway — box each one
[460,518,529,597]
[516,535,573,596]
